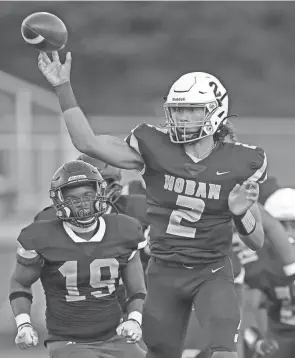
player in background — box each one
[241,188,295,358]
[183,178,293,358]
[34,154,148,228]
[9,160,147,358]
[33,154,149,312]
[128,180,147,196]
[183,181,293,358]
[38,52,267,358]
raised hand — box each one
[38,51,71,87]
[228,180,259,216]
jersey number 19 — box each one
[59,258,119,302]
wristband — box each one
[15,313,31,328]
[9,291,33,303]
[128,311,142,326]
[54,82,78,112]
[125,292,146,308]
[233,210,256,236]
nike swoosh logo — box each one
[211,266,224,273]
[216,171,230,175]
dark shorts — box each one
[143,256,241,358]
[46,334,146,358]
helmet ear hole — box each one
[95,200,107,213]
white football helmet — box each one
[164,72,229,143]
[264,188,295,221]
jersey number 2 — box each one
[59,258,119,302]
[166,195,205,238]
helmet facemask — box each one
[164,101,219,144]
[50,179,108,229]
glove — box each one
[116,319,142,343]
[15,323,39,349]
[254,338,279,356]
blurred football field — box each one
[0,220,48,357]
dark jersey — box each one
[239,238,295,337]
[233,229,283,289]
[16,214,146,342]
[115,194,149,231]
[258,265,295,337]
[125,123,267,266]
[232,232,261,288]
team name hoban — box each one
[164,175,221,200]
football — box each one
[21,12,68,52]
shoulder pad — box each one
[17,222,39,251]
[16,222,47,266]
[234,142,267,183]
[34,206,56,222]
[17,220,59,250]
[106,214,147,251]
[125,123,168,155]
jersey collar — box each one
[63,216,106,243]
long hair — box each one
[213,120,237,143]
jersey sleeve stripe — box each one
[124,132,146,175]
[257,168,267,184]
[16,243,43,266]
[125,133,141,155]
[128,250,137,261]
[17,245,39,259]
[138,239,147,250]
[127,239,147,261]
[247,151,267,183]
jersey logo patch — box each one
[216,170,230,175]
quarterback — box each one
[9,160,147,358]
[38,51,267,358]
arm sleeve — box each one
[128,220,148,261]
[16,225,44,267]
[124,124,144,156]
